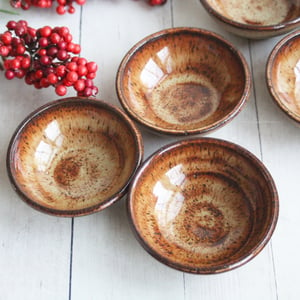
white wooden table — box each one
[0,1,299,299]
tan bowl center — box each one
[8,99,142,215]
[117,29,250,134]
[129,139,278,273]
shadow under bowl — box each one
[200,0,300,39]
[127,138,279,274]
[7,97,143,217]
[267,30,300,124]
[116,27,251,136]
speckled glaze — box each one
[116,28,251,135]
[128,138,279,274]
[7,98,143,217]
[200,0,300,39]
[267,30,300,124]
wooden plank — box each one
[172,0,278,299]
[251,36,300,300]
[71,1,184,299]
[0,9,81,299]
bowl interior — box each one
[117,29,249,134]
[203,0,300,26]
[8,99,142,215]
[268,32,300,121]
[129,139,278,273]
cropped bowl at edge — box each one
[266,30,300,124]
[199,0,300,39]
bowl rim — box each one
[266,29,300,123]
[127,137,279,274]
[116,27,251,136]
[199,0,300,32]
[6,97,144,217]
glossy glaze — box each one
[7,98,143,217]
[116,28,251,135]
[128,138,279,274]
[200,0,300,39]
[267,30,300,124]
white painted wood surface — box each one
[0,0,298,299]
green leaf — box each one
[0,8,19,15]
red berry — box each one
[58,40,67,50]
[64,33,73,43]
[6,21,17,30]
[5,70,15,80]
[86,62,98,73]
[57,49,68,60]
[47,46,58,57]
[85,79,93,88]
[35,70,44,79]
[56,65,66,77]
[38,37,49,47]
[76,0,86,5]
[55,84,67,96]
[47,73,58,84]
[40,55,51,65]
[77,65,87,76]
[74,79,85,91]
[1,32,12,45]
[16,44,26,55]
[72,44,81,54]
[66,42,75,52]
[40,26,52,37]
[66,61,77,71]
[86,72,96,79]
[0,45,9,56]
[40,77,50,88]
[77,57,87,65]
[56,5,66,15]
[83,87,92,97]
[68,6,75,14]
[15,69,26,78]
[50,33,61,44]
[59,27,69,37]
[148,0,167,5]
[10,58,21,69]
[66,71,78,83]
[21,57,31,69]
[27,27,36,37]
[38,48,47,56]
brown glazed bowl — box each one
[127,138,279,274]
[266,30,300,124]
[7,98,143,217]
[200,0,300,39]
[116,27,251,136]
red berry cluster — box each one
[10,0,86,15]
[0,20,98,97]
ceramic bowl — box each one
[199,0,300,39]
[7,98,143,217]
[116,27,251,136]
[266,30,300,124]
[127,138,279,274]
